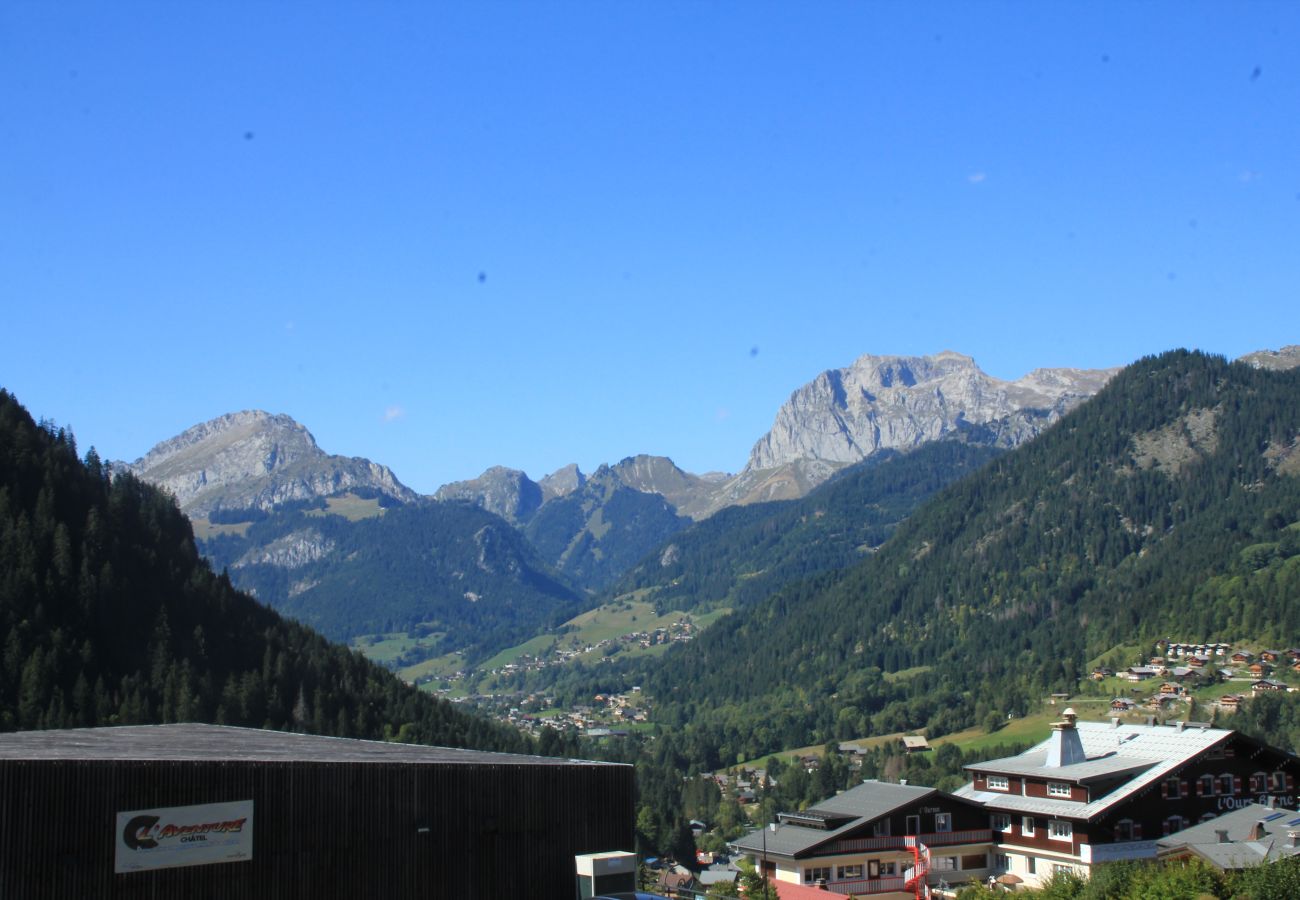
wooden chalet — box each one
[731,782,993,896]
[957,710,1300,889]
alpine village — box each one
[8,346,1300,900]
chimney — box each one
[1215,829,1230,844]
[1111,717,1121,728]
[1047,708,1086,767]
[1288,831,1300,849]
[1253,821,1268,840]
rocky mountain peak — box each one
[121,410,417,516]
[740,351,1119,490]
[1238,345,1300,371]
[539,463,585,500]
[433,466,543,525]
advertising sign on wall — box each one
[114,800,254,873]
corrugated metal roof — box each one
[733,781,936,857]
[0,723,623,767]
[1156,802,1300,868]
[959,721,1232,821]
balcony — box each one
[820,828,994,855]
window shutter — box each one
[1133,822,1143,839]
[1235,776,1243,794]
[1181,780,1189,796]
[1196,778,1204,796]
[1161,781,1168,799]
[1287,773,1295,792]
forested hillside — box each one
[645,351,1300,767]
[612,441,1004,615]
[524,466,690,592]
[201,500,585,663]
[0,388,530,752]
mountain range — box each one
[110,351,1118,668]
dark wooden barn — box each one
[0,723,633,899]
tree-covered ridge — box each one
[610,441,1004,616]
[523,467,692,593]
[646,351,1300,767]
[201,499,586,664]
[0,388,529,752]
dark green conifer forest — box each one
[0,388,529,752]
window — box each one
[934,812,952,833]
[1022,816,1035,836]
[879,861,897,876]
[991,814,1012,832]
[987,775,1009,791]
[803,866,831,885]
[1027,857,1037,875]
[1273,771,1288,791]
[1164,777,1182,799]
[1251,772,1269,793]
[1199,774,1216,795]
[1054,863,1076,876]
[1199,812,1218,823]
[1220,774,1236,795]
[1163,816,1187,836]
[837,864,862,880]
[995,853,1010,871]
[1049,820,1072,841]
[872,819,891,837]
[932,856,958,872]
[905,815,921,835]
[1047,781,1071,797]
[1114,819,1133,841]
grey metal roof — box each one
[958,721,1233,822]
[968,749,1156,783]
[732,781,936,858]
[0,724,623,767]
[1156,803,1300,869]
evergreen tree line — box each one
[0,388,529,752]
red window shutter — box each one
[1287,774,1295,792]
[1235,776,1243,794]
[1181,780,1189,796]
[1133,822,1143,839]
[1196,778,1204,796]
[1161,781,1168,799]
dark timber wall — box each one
[0,729,634,900]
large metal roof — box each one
[0,723,623,767]
[732,781,939,858]
[957,720,1239,821]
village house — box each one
[1124,666,1161,682]
[731,781,994,896]
[1157,803,1300,871]
[955,710,1300,889]
[1252,679,1288,695]
[1110,698,1137,712]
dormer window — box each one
[1047,782,1071,797]
[987,775,1009,791]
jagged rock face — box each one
[1239,345,1300,371]
[433,466,543,524]
[743,351,1118,477]
[608,454,725,520]
[234,528,335,570]
[538,463,585,500]
[121,410,418,516]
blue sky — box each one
[3,2,1297,493]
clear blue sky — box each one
[3,2,1297,493]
